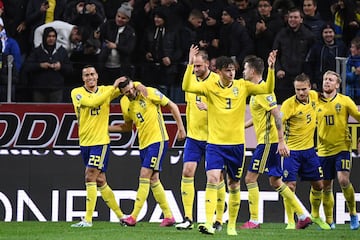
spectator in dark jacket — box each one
[254,0,284,75]
[24,27,72,102]
[302,0,325,42]
[98,2,136,85]
[64,0,105,34]
[25,0,66,48]
[273,8,315,103]
[141,7,183,102]
[217,4,254,77]
[346,36,360,103]
[305,22,347,91]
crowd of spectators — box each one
[0,0,360,103]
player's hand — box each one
[136,83,148,97]
[277,140,290,157]
[268,50,277,69]
[188,44,199,65]
[177,128,186,141]
[196,101,207,111]
[113,76,127,88]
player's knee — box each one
[269,177,281,189]
[286,182,296,192]
[311,180,323,191]
[182,167,196,177]
[244,172,258,184]
[338,178,350,188]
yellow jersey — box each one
[183,65,219,141]
[317,93,360,156]
[71,85,120,146]
[249,81,278,144]
[280,90,318,150]
[121,87,170,149]
[182,67,275,145]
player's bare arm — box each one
[166,100,186,141]
[108,121,133,133]
[271,107,289,157]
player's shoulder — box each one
[71,86,87,99]
[208,71,220,80]
[147,87,164,97]
[281,95,296,107]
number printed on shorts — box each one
[235,167,243,178]
[89,155,101,167]
[318,166,324,178]
[341,159,351,170]
[252,159,260,171]
[150,157,157,168]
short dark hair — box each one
[243,55,264,75]
[82,64,95,70]
[118,76,132,89]
[196,50,209,61]
[215,56,235,70]
[294,73,310,83]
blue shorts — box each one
[319,151,351,180]
[140,141,168,171]
[80,144,110,172]
[249,143,282,177]
[205,143,245,181]
[282,147,323,182]
[183,137,206,163]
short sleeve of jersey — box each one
[256,93,277,111]
[280,97,294,122]
[120,96,131,122]
[147,87,170,106]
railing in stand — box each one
[6,55,14,103]
[335,56,347,94]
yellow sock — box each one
[205,183,218,224]
[215,180,226,224]
[132,178,150,219]
[276,184,301,224]
[342,183,356,215]
[181,176,194,220]
[99,183,124,219]
[323,190,334,224]
[151,180,172,218]
[85,182,97,223]
[228,186,240,229]
[310,187,322,218]
[247,182,259,222]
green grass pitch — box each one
[0,222,358,240]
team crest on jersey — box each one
[233,87,239,96]
[76,94,82,100]
[139,99,146,108]
[311,101,316,109]
[335,103,341,113]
